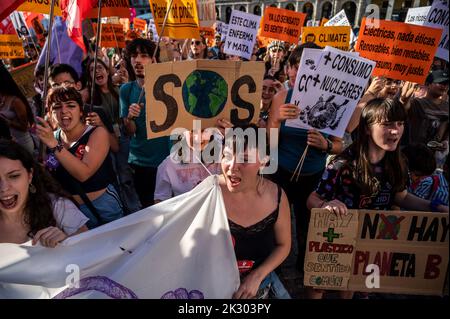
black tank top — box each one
[228,185,282,274]
[52,126,114,194]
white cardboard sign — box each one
[223,10,260,60]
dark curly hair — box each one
[0,139,75,236]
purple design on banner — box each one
[45,153,59,170]
[53,276,138,299]
[161,288,204,299]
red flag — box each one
[0,0,25,23]
[0,16,16,35]
[61,0,94,53]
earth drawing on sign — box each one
[182,70,228,118]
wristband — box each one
[48,141,64,154]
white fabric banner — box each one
[0,176,240,299]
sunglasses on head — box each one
[192,40,202,45]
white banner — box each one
[286,46,375,138]
[405,6,431,25]
[223,10,260,60]
[0,176,240,299]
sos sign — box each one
[144,60,265,138]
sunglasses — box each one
[191,40,202,45]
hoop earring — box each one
[29,183,36,194]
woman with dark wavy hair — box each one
[0,139,88,247]
[306,98,449,299]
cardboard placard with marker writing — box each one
[144,60,264,138]
[355,17,442,84]
[305,209,449,295]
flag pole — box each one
[40,0,56,117]
[89,0,103,113]
[136,0,175,104]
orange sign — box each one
[199,27,214,39]
[320,18,329,26]
[259,7,306,44]
[355,17,442,84]
[93,23,126,48]
[87,0,129,18]
[133,18,146,32]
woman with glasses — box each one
[188,36,208,60]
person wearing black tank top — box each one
[36,87,124,229]
[219,124,291,299]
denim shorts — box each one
[79,184,124,229]
[257,271,291,299]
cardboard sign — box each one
[424,0,448,61]
[10,61,37,99]
[355,17,443,84]
[0,34,24,59]
[17,0,62,16]
[149,0,200,39]
[223,10,260,60]
[133,17,146,32]
[87,0,129,18]
[199,26,214,40]
[259,7,306,44]
[405,6,431,25]
[301,26,351,51]
[286,46,375,138]
[305,209,449,295]
[197,0,216,27]
[93,23,125,48]
[144,60,265,138]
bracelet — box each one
[48,141,64,154]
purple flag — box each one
[37,16,83,77]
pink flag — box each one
[61,0,94,53]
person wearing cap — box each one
[402,70,448,148]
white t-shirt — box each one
[51,195,89,235]
[155,156,221,201]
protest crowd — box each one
[0,0,448,300]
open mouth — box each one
[228,175,241,187]
[61,116,71,126]
[96,74,104,82]
[0,195,18,210]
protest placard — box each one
[149,0,200,39]
[197,0,216,27]
[144,60,264,138]
[223,10,260,60]
[0,34,24,59]
[119,18,130,33]
[133,18,146,33]
[286,46,375,138]
[424,0,448,61]
[325,9,356,44]
[17,0,62,16]
[259,7,306,44]
[10,61,37,99]
[405,6,431,25]
[148,19,159,42]
[199,26,214,40]
[305,209,449,295]
[87,0,129,18]
[355,17,442,84]
[93,23,125,48]
[307,20,321,27]
[301,26,351,51]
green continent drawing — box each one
[182,70,228,118]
